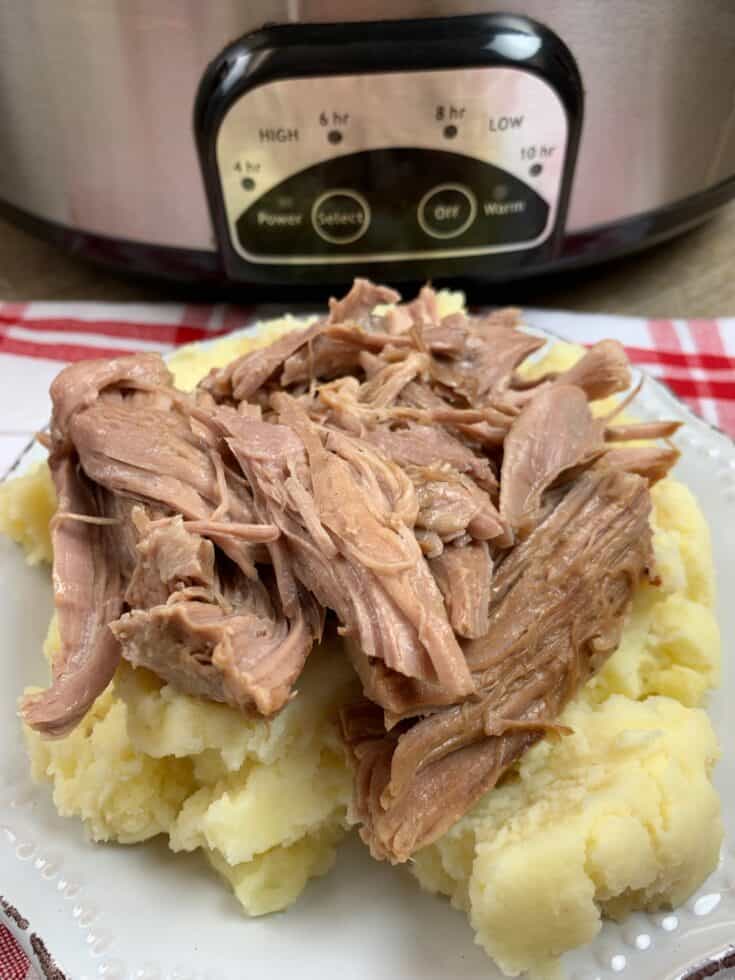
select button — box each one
[311,189,370,244]
[418,183,477,239]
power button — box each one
[418,183,477,239]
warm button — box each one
[311,189,370,244]
[418,183,477,239]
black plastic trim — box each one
[194,13,584,285]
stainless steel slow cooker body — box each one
[0,0,734,287]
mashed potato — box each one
[0,460,55,564]
[413,694,720,977]
[26,614,357,915]
[0,309,722,975]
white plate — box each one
[1,340,734,980]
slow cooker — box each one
[1,1,734,290]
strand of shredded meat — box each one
[25,279,678,864]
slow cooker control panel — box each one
[216,68,566,266]
[196,16,583,283]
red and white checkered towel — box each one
[0,299,734,975]
[0,924,39,980]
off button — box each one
[312,189,370,244]
[418,183,477,239]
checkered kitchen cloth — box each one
[0,299,733,975]
[0,925,39,980]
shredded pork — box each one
[24,279,678,861]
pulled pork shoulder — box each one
[340,468,653,861]
[25,279,679,862]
